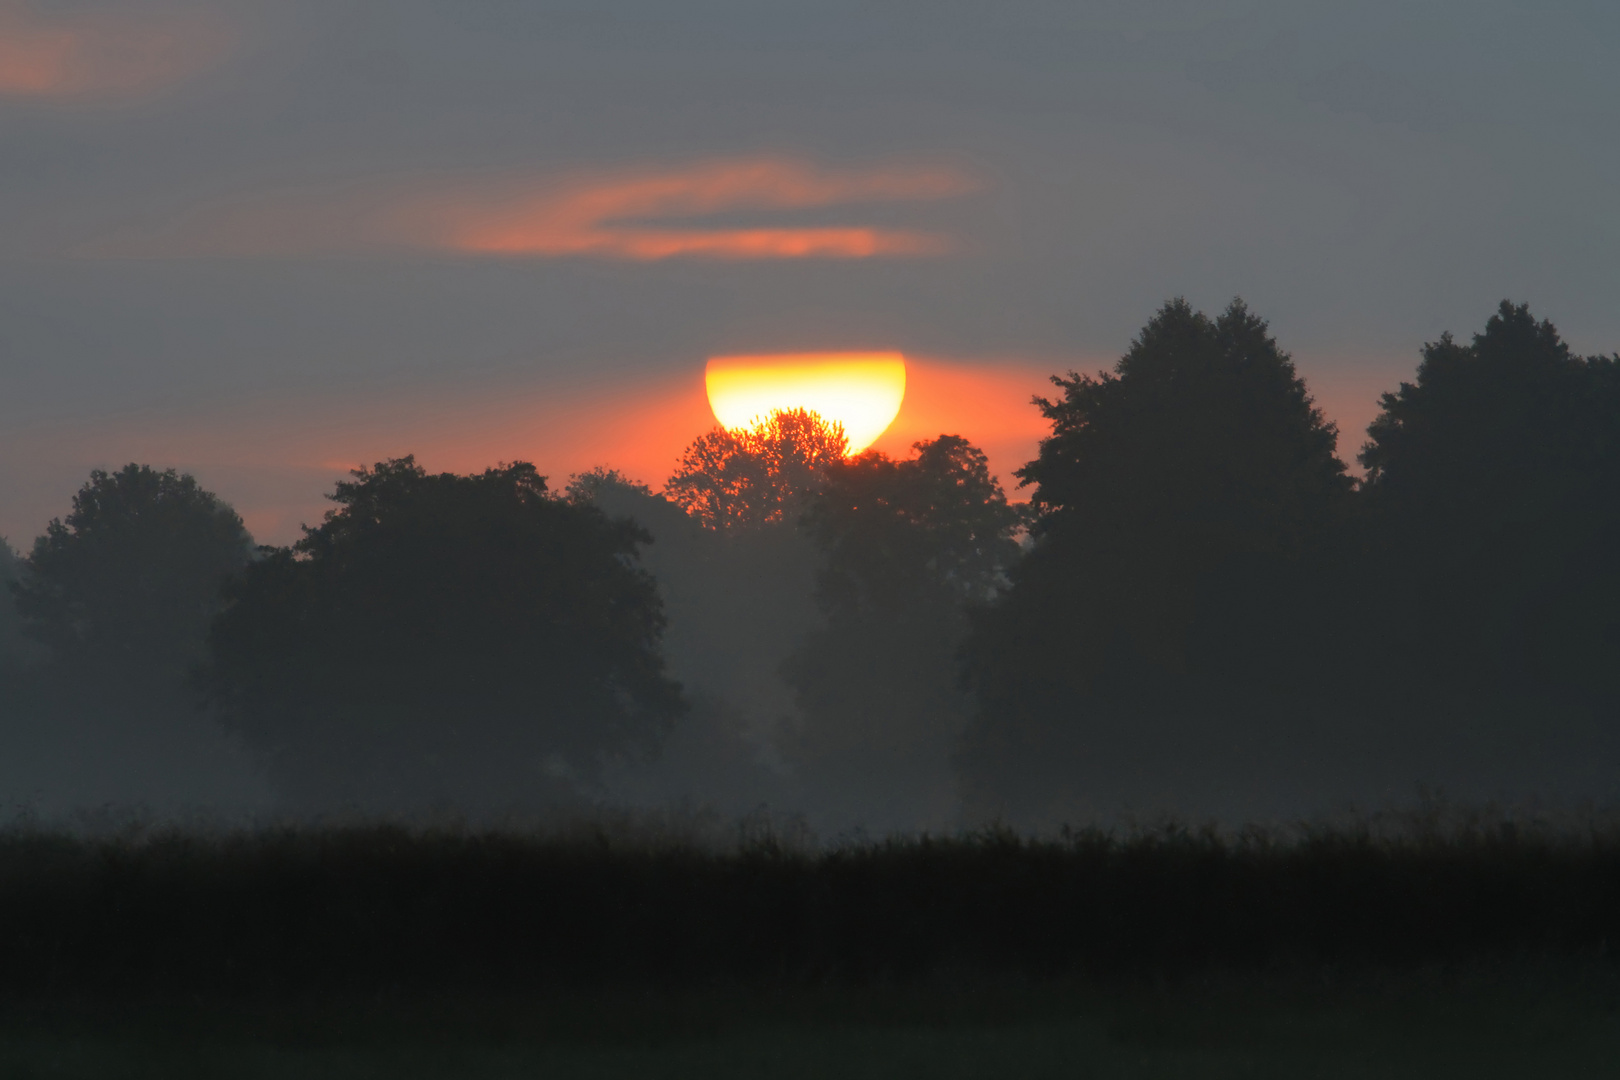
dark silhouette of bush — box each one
[1,814,1617,1000]
[782,436,1024,830]
[957,299,1354,824]
[205,457,684,813]
[1357,301,1620,720]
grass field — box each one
[5,976,1619,1078]
[3,812,1618,1075]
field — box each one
[5,976,1620,1078]
[3,811,1618,1076]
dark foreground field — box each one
[6,975,1620,1079]
[4,813,1619,1076]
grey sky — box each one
[3,0,1616,545]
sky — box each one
[2,0,1617,546]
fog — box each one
[581,478,970,836]
[2,297,1616,835]
[0,532,271,825]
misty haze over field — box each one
[2,299,1616,835]
[2,2,1617,836]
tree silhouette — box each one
[1358,301,1620,713]
[563,466,655,506]
[782,436,1023,829]
[957,298,1353,822]
[206,456,684,812]
[14,464,252,686]
[803,436,1025,617]
[0,540,30,673]
[666,408,848,530]
[565,464,818,819]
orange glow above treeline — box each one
[0,355,1063,547]
[705,353,907,452]
[869,357,1056,484]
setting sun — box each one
[705,352,907,452]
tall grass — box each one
[3,806,1617,999]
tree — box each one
[563,466,655,506]
[0,539,32,672]
[803,436,1025,617]
[957,299,1353,823]
[14,464,252,685]
[565,463,822,819]
[666,408,848,530]
[1357,301,1620,713]
[781,436,1024,830]
[206,456,684,812]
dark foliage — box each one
[959,299,1353,822]
[13,464,252,686]
[782,437,1024,829]
[0,540,28,671]
[566,467,818,818]
[205,457,684,812]
[0,470,265,815]
[0,542,35,727]
[1357,301,1620,718]
[803,436,1024,616]
[2,818,1618,1000]
[6,300,1617,832]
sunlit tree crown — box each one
[666,408,849,530]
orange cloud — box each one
[420,158,974,260]
[86,157,977,260]
[0,1,230,101]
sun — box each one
[705,352,906,452]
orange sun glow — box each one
[705,353,907,452]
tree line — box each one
[1,299,1615,826]
[963,299,1619,822]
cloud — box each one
[87,157,978,260]
[0,1,231,101]
[416,158,975,260]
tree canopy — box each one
[1357,301,1620,709]
[1021,297,1349,552]
[4,298,1616,829]
[957,299,1354,821]
[782,436,1024,830]
[0,540,29,670]
[666,408,848,530]
[206,456,684,811]
[977,298,1349,690]
[13,464,252,684]
[803,435,1024,619]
